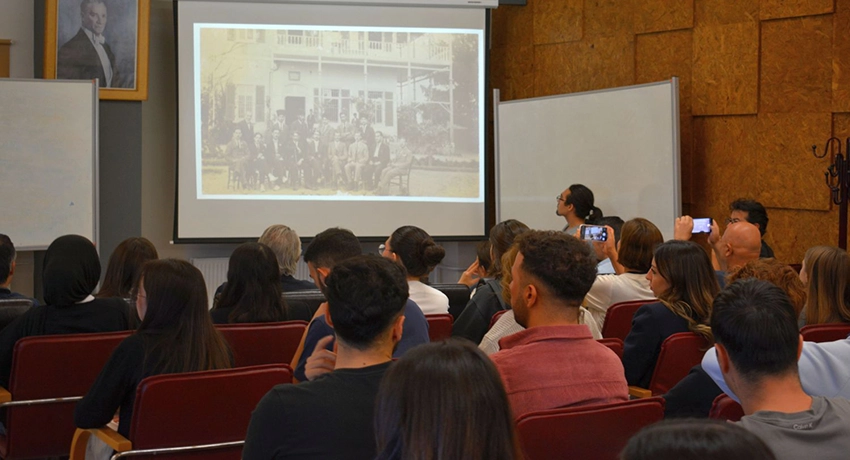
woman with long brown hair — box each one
[623,240,718,388]
[97,237,158,300]
[75,259,232,439]
[798,246,850,326]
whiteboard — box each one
[0,79,98,251]
[496,79,680,240]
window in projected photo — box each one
[194,24,484,203]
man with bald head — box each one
[710,221,761,271]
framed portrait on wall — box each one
[43,0,150,101]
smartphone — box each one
[580,225,608,242]
[692,218,712,234]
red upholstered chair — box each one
[629,332,710,398]
[601,299,657,342]
[516,397,665,460]
[426,314,454,342]
[598,338,624,359]
[800,323,850,343]
[488,309,509,331]
[709,393,745,422]
[0,331,131,459]
[70,364,292,460]
[216,321,308,368]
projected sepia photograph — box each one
[195,25,482,200]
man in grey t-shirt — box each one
[712,279,850,460]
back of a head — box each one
[618,218,663,273]
[711,279,800,383]
[389,226,446,278]
[567,184,603,224]
[43,234,101,306]
[489,219,530,277]
[476,240,492,273]
[727,258,806,317]
[730,199,769,237]
[258,224,301,276]
[620,419,776,460]
[138,259,231,372]
[0,234,15,284]
[303,227,362,270]
[324,255,408,349]
[654,240,718,341]
[516,230,597,308]
[375,339,518,460]
[723,222,762,264]
[803,246,850,325]
[218,242,285,322]
[99,237,158,298]
[597,216,625,245]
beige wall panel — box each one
[760,0,833,21]
[695,0,759,26]
[692,23,759,115]
[762,208,838,263]
[533,36,634,97]
[635,30,693,113]
[634,0,694,34]
[584,0,634,38]
[760,16,833,113]
[679,114,694,205]
[491,4,534,48]
[533,0,583,45]
[491,46,535,102]
[834,1,850,112]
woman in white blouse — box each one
[382,226,450,315]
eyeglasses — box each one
[378,243,386,255]
[725,217,742,225]
[556,195,565,203]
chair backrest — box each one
[709,393,744,422]
[4,331,131,458]
[488,309,509,331]
[216,321,307,368]
[283,290,325,316]
[800,323,850,343]
[601,299,656,342]
[647,332,710,395]
[128,364,292,458]
[430,283,472,320]
[0,299,33,332]
[516,397,665,460]
[425,314,453,342]
[597,338,624,359]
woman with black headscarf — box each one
[0,235,132,387]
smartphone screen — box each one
[580,225,608,242]
[692,218,712,234]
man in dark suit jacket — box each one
[56,0,119,88]
[366,131,391,189]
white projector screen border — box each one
[174,1,489,241]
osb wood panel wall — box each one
[491,0,849,263]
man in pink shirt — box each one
[491,230,628,419]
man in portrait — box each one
[57,0,122,88]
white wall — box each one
[0,0,34,78]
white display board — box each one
[496,79,680,239]
[0,79,98,250]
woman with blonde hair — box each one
[624,240,718,388]
[798,246,850,326]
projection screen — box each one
[175,0,488,241]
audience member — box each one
[663,257,806,418]
[75,259,232,439]
[289,228,428,382]
[583,218,663,326]
[452,219,529,344]
[556,183,603,235]
[381,226,449,315]
[210,242,311,324]
[673,217,761,276]
[490,231,627,418]
[620,419,776,460]
[593,216,625,275]
[0,234,38,305]
[711,279,850,459]
[798,246,850,326]
[624,240,717,388]
[728,198,774,258]
[479,244,601,355]
[0,235,131,387]
[375,339,520,460]
[97,237,158,300]
[243,255,407,459]
[215,224,315,296]
[458,240,491,290]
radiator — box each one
[191,257,312,308]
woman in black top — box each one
[0,235,131,387]
[75,259,232,438]
[210,242,310,324]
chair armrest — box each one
[628,386,653,399]
[70,427,133,459]
[0,386,11,403]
